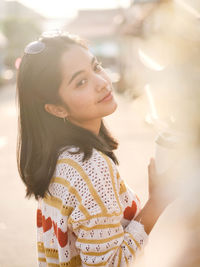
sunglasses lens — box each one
[24,41,46,55]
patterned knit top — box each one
[36,146,148,267]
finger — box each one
[150,157,155,167]
[148,163,151,177]
[148,160,156,180]
[149,158,156,171]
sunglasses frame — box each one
[24,29,64,55]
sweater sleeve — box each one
[65,150,148,267]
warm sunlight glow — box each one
[138,48,165,71]
[145,84,158,120]
[175,0,200,18]
[15,0,131,18]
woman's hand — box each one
[148,158,177,210]
[134,158,178,235]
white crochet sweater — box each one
[37,146,148,267]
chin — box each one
[104,100,118,117]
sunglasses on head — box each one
[24,29,64,55]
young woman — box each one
[16,31,173,267]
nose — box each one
[94,73,110,92]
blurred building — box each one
[0,0,7,84]
[117,0,162,96]
[0,31,7,84]
[0,0,44,82]
[0,0,44,20]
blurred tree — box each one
[2,17,42,68]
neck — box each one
[69,118,102,136]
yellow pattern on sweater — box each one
[37,147,148,267]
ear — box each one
[44,104,68,118]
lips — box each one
[98,91,112,103]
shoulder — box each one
[57,146,117,174]
[56,146,119,201]
[55,146,119,197]
[48,146,122,221]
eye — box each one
[94,62,103,72]
[76,78,87,88]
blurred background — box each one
[0,0,200,266]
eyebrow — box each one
[68,56,96,85]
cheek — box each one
[67,91,95,113]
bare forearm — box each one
[134,158,175,235]
[134,198,166,235]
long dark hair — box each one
[16,33,119,200]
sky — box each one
[15,0,131,18]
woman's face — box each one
[58,45,117,128]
